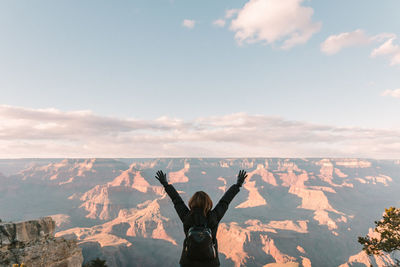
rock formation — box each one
[0,217,83,267]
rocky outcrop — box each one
[0,217,83,267]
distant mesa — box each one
[168,162,190,184]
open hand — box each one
[155,170,168,186]
[236,170,248,187]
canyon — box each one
[0,158,399,267]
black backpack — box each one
[184,223,216,261]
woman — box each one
[155,169,248,267]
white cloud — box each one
[370,37,400,65]
[321,30,400,66]
[382,88,400,98]
[229,0,321,49]
[1,105,400,158]
[182,19,195,29]
[213,19,226,28]
[225,9,239,19]
[212,9,239,29]
[370,33,397,42]
[321,29,371,55]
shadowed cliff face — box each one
[0,217,83,267]
[1,158,400,267]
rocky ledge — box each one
[0,217,83,267]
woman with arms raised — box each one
[155,170,248,267]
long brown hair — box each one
[188,191,213,216]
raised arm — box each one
[212,170,248,222]
[155,170,189,222]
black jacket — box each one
[164,183,240,267]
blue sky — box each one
[1,0,400,158]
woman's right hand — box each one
[236,170,248,187]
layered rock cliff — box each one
[0,217,83,267]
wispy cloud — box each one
[321,30,400,66]
[182,19,195,29]
[382,88,400,98]
[213,19,226,28]
[321,29,371,55]
[225,9,239,19]
[371,37,400,65]
[1,105,399,158]
[228,0,321,49]
[213,9,239,29]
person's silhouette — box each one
[155,170,248,267]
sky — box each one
[0,0,400,158]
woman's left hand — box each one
[155,170,169,186]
